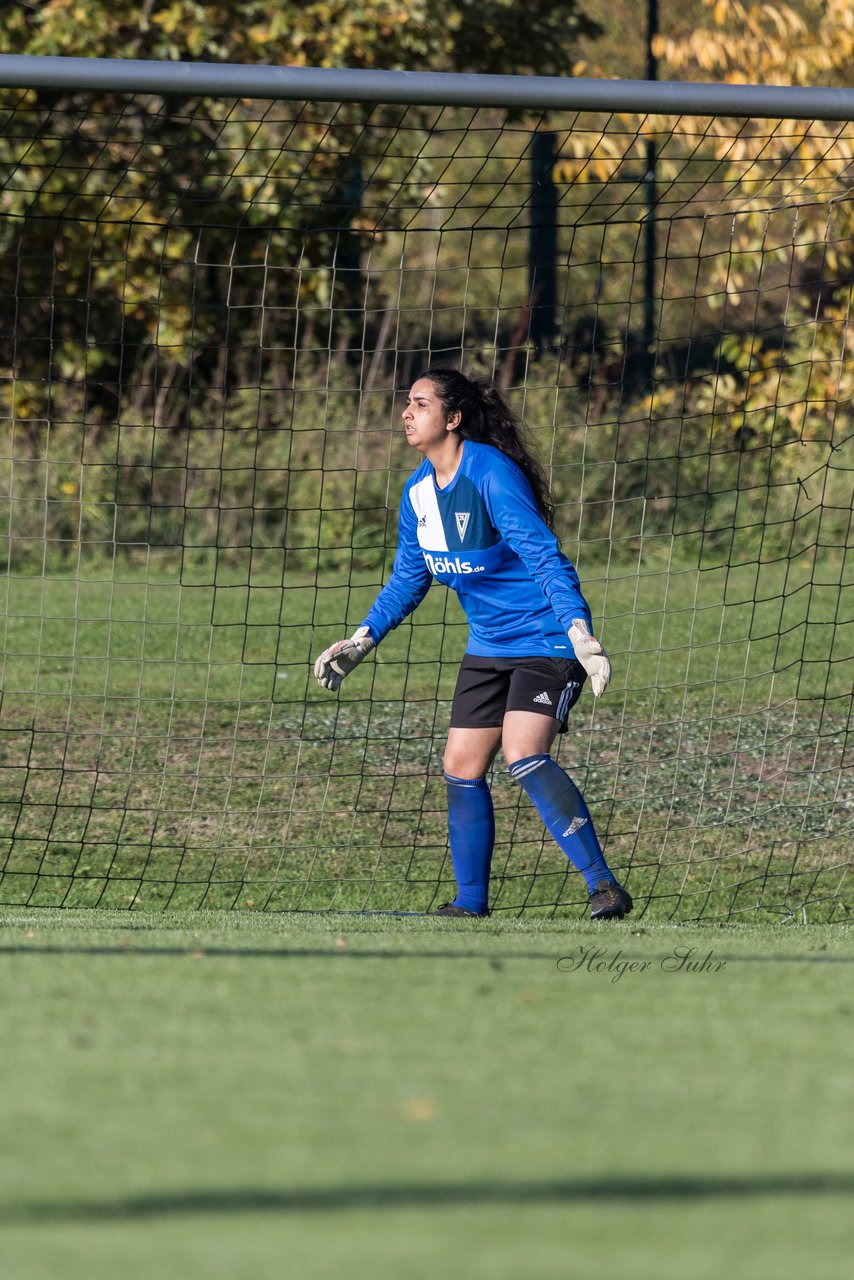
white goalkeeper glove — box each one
[568,618,611,698]
[313,626,374,692]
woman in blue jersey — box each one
[313,368,633,921]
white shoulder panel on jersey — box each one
[408,474,448,552]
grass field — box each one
[1,908,852,1280]
[1,554,851,919]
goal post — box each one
[0,57,851,921]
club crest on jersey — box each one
[455,512,470,540]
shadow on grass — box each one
[0,942,551,961]
[1,943,853,964]
[3,1173,854,1224]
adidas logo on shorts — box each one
[533,691,553,706]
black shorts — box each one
[449,655,586,733]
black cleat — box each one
[433,902,491,918]
[589,879,633,921]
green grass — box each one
[0,908,852,1279]
[1,551,849,705]
[0,556,851,919]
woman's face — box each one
[402,379,460,452]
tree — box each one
[522,1,854,557]
[0,1,602,418]
[658,0,854,88]
[0,1,600,78]
[652,1,854,469]
[0,2,602,561]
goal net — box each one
[0,69,851,919]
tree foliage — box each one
[0,0,600,414]
[658,0,854,87]
[1,0,599,77]
[650,1,854,479]
[555,0,854,499]
[0,2,603,566]
[0,1,850,569]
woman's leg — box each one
[441,726,502,913]
[503,711,630,915]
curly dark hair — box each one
[417,367,555,529]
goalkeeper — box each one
[313,368,632,921]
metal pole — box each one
[0,55,852,120]
[643,0,659,385]
[529,132,558,353]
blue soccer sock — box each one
[444,773,495,914]
[507,753,616,892]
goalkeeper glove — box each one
[568,618,611,698]
[313,626,374,692]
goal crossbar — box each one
[0,53,854,121]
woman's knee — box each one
[443,728,500,779]
[442,749,487,780]
[502,711,560,766]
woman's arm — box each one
[358,495,433,644]
[482,456,592,634]
[314,493,433,691]
[482,455,611,696]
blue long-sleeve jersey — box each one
[361,441,593,659]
